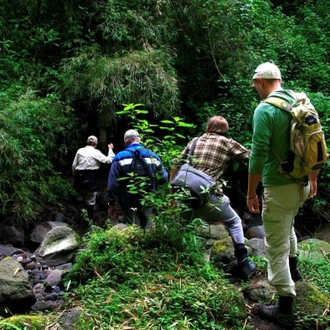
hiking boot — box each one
[238,259,256,279]
[258,303,295,329]
[234,243,248,261]
[289,257,302,282]
[258,296,295,329]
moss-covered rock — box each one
[57,308,95,330]
[0,315,48,330]
[298,238,330,260]
[36,226,81,266]
[0,310,95,330]
[210,236,253,264]
[0,257,35,315]
[196,221,230,240]
[295,281,330,315]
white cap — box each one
[86,135,98,145]
[124,129,140,141]
[252,62,282,80]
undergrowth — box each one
[298,257,330,296]
[64,224,246,329]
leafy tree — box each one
[58,49,180,118]
[0,87,80,222]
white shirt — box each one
[72,145,115,173]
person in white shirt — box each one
[72,135,115,218]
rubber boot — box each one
[234,244,256,279]
[234,243,248,262]
[289,256,302,282]
[279,296,294,315]
[258,296,295,329]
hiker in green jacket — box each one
[247,62,318,328]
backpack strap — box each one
[262,97,293,166]
[263,97,293,112]
[186,137,199,164]
[264,93,311,110]
[126,148,155,175]
[126,148,158,192]
[262,96,307,186]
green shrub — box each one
[0,87,80,223]
[66,224,246,329]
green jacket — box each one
[249,89,296,186]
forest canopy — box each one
[0,0,330,223]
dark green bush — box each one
[66,224,246,329]
[0,87,79,222]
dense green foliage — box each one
[66,225,246,329]
[0,88,79,221]
[64,223,330,329]
[0,1,330,229]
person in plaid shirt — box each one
[170,116,256,279]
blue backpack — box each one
[125,149,157,209]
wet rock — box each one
[30,221,69,244]
[0,226,24,247]
[35,226,81,266]
[0,257,36,315]
[246,225,265,239]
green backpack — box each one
[264,92,328,180]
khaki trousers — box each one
[262,182,309,296]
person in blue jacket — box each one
[107,129,168,228]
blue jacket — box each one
[107,143,168,208]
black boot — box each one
[235,244,256,279]
[238,259,257,279]
[234,243,248,262]
[258,296,295,329]
[289,256,302,282]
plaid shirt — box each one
[179,133,250,192]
